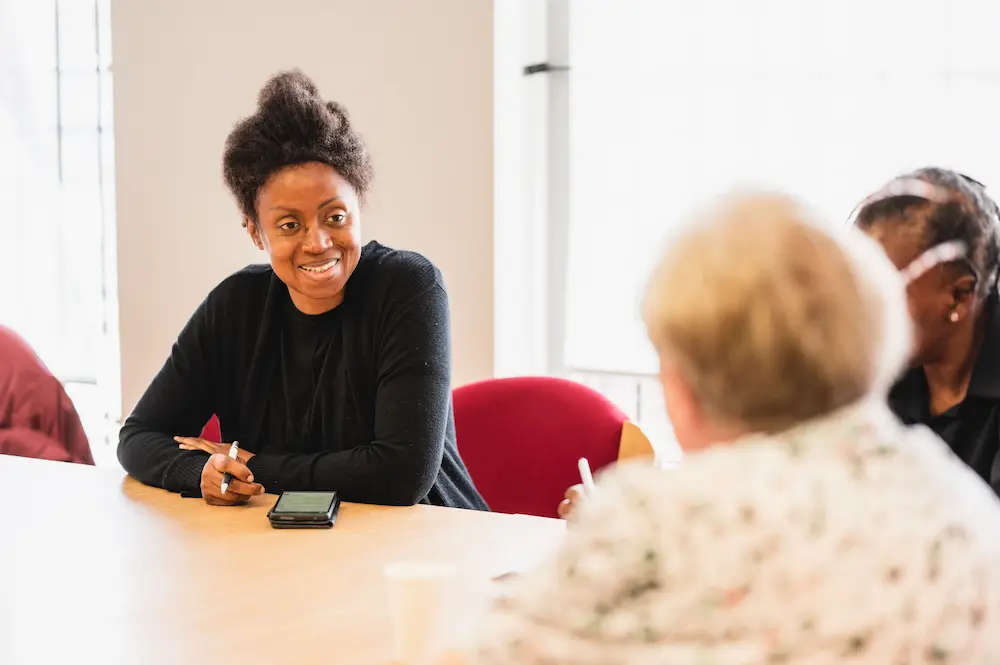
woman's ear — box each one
[245,218,265,251]
[950,274,978,321]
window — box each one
[0,0,117,461]
[539,0,1000,453]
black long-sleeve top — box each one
[118,241,488,510]
[889,292,1000,498]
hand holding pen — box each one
[220,441,240,494]
[557,458,597,519]
[177,436,265,506]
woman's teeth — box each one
[299,259,340,273]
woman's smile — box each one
[298,257,341,278]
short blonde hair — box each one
[642,192,910,433]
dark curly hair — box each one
[222,70,373,223]
[854,167,1000,298]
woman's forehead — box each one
[259,163,356,209]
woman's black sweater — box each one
[118,241,488,510]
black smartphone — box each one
[266,491,340,529]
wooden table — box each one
[0,455,565,664]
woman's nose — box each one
[303,224,334,253]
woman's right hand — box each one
[200,453,265,506]
[557,484,586,519]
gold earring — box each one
[950,311,960,323]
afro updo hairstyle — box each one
[222,70,373,225]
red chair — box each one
[200,414,221,443]
[453,376,655,518]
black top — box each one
[889,293,1000,497]
[118,241,488,510]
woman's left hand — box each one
[175,436,255,464]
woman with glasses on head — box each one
[854,167,1000,496]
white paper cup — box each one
[384,561,457,664]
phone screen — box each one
[272,492,337,515]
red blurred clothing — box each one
[0,326,94,464]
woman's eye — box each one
[328,213,347,225]
[279,220,300,231]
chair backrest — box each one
[453,376,636,518]
[618,420,656,462]
[200,415,221,443]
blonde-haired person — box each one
[469,193,1000,664]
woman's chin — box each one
[287,281,346,313]
[283,265,337,292]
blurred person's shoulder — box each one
[891,421,1000,534]
[544,407,1000,664]
[583,448,768,528]
[594,432,799,501]
[0,325,42,369]
[589,401,1000,532]
[0,327,75,444]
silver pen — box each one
[220,441,240,494]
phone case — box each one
[266,492,340,529]
[269,520,335,529]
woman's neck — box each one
[923,314,987,415]
[287,287,345,315]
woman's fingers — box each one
[201,479,252,505]
[190,450,262,505]
[174,436,217,454]
[209,454,263,495]
[199,455,259,506]
[209,453,254,482]
[222,476,265,497]
[204,493,250,506]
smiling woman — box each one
[250,163,360,314]
[117,70,487,510]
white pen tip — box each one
[578,457,597,496]
[220,482,229,495]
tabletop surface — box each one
[0,455,565,664]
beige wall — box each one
[112,1,495,414]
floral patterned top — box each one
[474,402,1000,664]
